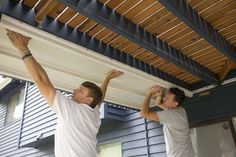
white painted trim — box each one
[0,77,12,90]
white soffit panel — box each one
[0,15,193,108]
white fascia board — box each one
[0,15,193,108]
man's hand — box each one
[99,69,123,107]
[147,85,163,96]
[106,69,123,80]
[6,30,31,54]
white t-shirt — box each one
[52,91,101,157]
[157,107,194,157]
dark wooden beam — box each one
[55,0,220,85]
[158,0,236,64]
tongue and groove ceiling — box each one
[0,0,236,105]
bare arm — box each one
[140,85,160,121]
[98,69,123,107]
[6,30,56,107]
[155,86,167,110]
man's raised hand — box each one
[106,69,123,80]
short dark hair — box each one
[81,81,102,108]
[169,87,185,106]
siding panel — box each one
[0,83,54,157]
[19,84,57,147]
[98,110,166,156]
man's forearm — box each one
[20,49,55,105]
[156,95,166,110]
[100,77,110,101]
[140,93,152,117]
[23,55,51,86]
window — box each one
[5,87,25,125]
[98,142,121,157]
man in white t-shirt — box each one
[140,85,194,157]
[6,30,123,157]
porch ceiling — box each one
[0,0,236,107]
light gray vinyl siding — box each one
[98,110,167,157]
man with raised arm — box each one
[140,85,194,157]
[6,30,123,157]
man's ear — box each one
[86,97,94,105]
[174,102,178,107]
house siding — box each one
[0,83,54,157]
[19,83,57,147]
[98,110,166,157]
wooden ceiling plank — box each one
[206,1,236,23]
[116,40,133,50]
[67,14,87,28]
[195,52,223,63]
[187,0,208,9]
[57,8,77,24]
[126,47,143,55]
[139,7,169,28]
[132,2,163,24]
[213,9,236,27]
[158,22,185,40]
[94,28,111,40]
[123,0,156,19]
[199,0,234,17]
[129,48,146,56]
[147,14,179,34]
[109,36,125,47]
[161,24,188,41]
[103,0,125,9]
[122,43,140,53]
[102,33,120,44]
[144,12,174,32]
[35,0,59,23]
[215,18,236,33]
[23,0,38,7]
[181,39,206,54]
[115,0,143,15]
[193,0,224,14]
[159,0,236,64]
[154,18,183,37]
[151,59,167,67]
[169,32,198,47]
[191,48,216,60]
[48,3,65,18]
[219,30,236,45]
[142,54,157,63]
[86,24,104,36]
[99,31,113,41]
[76,19,97,32]
[218,23,236,35]
[135,51,150,59]
[174,35,202,51]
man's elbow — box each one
[140,111,148,118]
